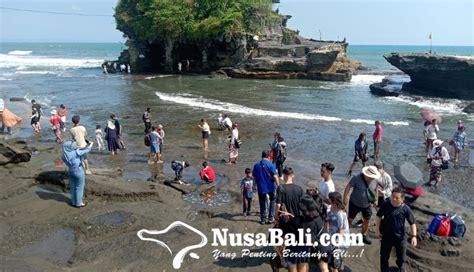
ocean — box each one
[0,42,473,208]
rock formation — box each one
[384,53,474,100]
[107,2,361,82]
[0,141,31,166]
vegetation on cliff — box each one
[114,0,279,43]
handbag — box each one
[362,175,377,203]
[234,138,242,149]
[441,160,449,170]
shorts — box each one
[151,143,160,154]
[348,201,372,220]
[31,117,40,125]
[285,246,312,265]
[374,141,381,152]
[83,153,88,160]
[202,131,209,139]
[353,153,368,163]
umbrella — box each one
[394,162,423,189]
[420,109,442,124]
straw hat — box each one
[50,109,58,115]
[362,166,381,179]
[433,139,443,147]
[307,180,318,189]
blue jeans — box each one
[258,191,276,223]
[69,168,85,206]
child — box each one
[327,191,350,272]
[95,125,105,151]
[240,168,254,217]
[199,161,215,183]
[171,160,190,184]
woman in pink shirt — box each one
[373,120,383,160]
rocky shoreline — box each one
[0,139,472,271]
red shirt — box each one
[50,115,61,126]
[373,124,383,142]
[199,166,215,182]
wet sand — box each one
[0,137,473,272]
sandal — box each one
[76,201,88,208]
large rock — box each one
[384,53,474,99]
[462,102,474,114]
[369,82,401,97]
[0,141,31,165]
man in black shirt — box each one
[275,166,303,232]
[376,187,417,272]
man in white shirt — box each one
[319,162,336,204]
[425,119,439,155]
[222,114,232,131]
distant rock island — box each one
[383,53,474,100]
[104,0,362,81]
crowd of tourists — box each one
[0,98,470,272]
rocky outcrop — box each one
[369,82,401,97]
[107,11,361,82]
[384,53,474,99]
[0,141,31,165]
[463,103,474,114]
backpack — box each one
[450,216,466,237]
[144,134,151,146]
[437,217,452,237]
[427,215,444,234]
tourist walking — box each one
[375,161,393,207]
[95,125,105,151]
[376,187,417,272]
[0,99,22,135]
[276,167,304,233]
[62,140,93,208]
[222,114,232,130]
[319,162,336,205]
[373,120,383,160]
[343,166,380,245]
[148,126,163,164]
[104,119,120,155]
[327,192,350,271]
[274,136,287,178]
[70,115,91,174]
[58,104,67,132]
[240,168,254,217]
[428,139,450,186]
[270,132,280,164]
[425,119,439,155]
[199,161,215,183]
[112,114,126,149]
[198,118,211,150]
[226,123,239,165]
[143,107,152,133]
[252,150,279,225]
[450,125,467,164]
[31,99,43,134]
[49,109,63,143]
[347,133,369,177]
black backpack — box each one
[144,134,151,146]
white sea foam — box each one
[0,53,103,69]
[0,77,12,81]
[8,50,32,55]
[385,95,464,115]
[14,71,57,75]
[152,89,408,125]
[276,84,316,89]
[348,119,409,126]
[351,74,386,84]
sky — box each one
[0,0,472,46]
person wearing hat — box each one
[0,99,22,135]
[50,109,63,143]
[276,166,304,231]
[343,165,381,245]
[428,139,450,186]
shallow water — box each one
[1,43,473,208]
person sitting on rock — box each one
[171,160,190,184]
[199,161,215,184]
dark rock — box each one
[9,97,26,102]
[369,82,401,97]
[0,141,32,165]
[440,247,461,257]
[384,53,474,99]
[35,171,68,187]
[448,237,460,246]
[463,102,474,114]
